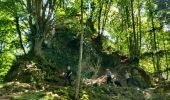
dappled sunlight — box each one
[0,0,170,99]
[0,81,170,99]
[143,91,151,99]
[83,74,117,86]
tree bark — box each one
[148,0,160,79]
[152,54,156,72]
[15,16,26,54]
[97,0,103,35]
[130,0,137,59]
[26,0,57,56]
[33,37,43,56]
[95,0,104,49]
[137,0,142,56]
[101,0,111,35]
[75,0,84,99]
[163,34,169,79]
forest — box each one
[0,0,170,100]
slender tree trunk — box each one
[86,2,95,33]
[163,34,169,79]
[15,16,26,54]
[101,0,111,35]
[125,6,133,60]
[152,54,156,72]
[130,0,137,59]
[0,42,3,53]
[97,0,103,35]
[148,0,160,79]
[151,7,160,77]
[137,0,142,55]
[75,0,84,99]
[96,0,104,49]
[136,17,139,55]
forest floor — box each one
[0,78,170,100]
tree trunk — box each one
[152,54,156,72]
[26,0,57,56]
[125,5,133,60]
[96,0,104,49]
[33,37,43,56]
[101,0,111,35]
[163,34,169,79]
[75,0,84,99]
[137,0,142,57]
[97,0,103,35]
[15,16,26,54]
[130,0,137,60]
[148,0,160,79]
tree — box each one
[75,0,84,99]
[25,0,58,56]
[0,0,26,54]
[0,10,17,81]
[147,0,161,78]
